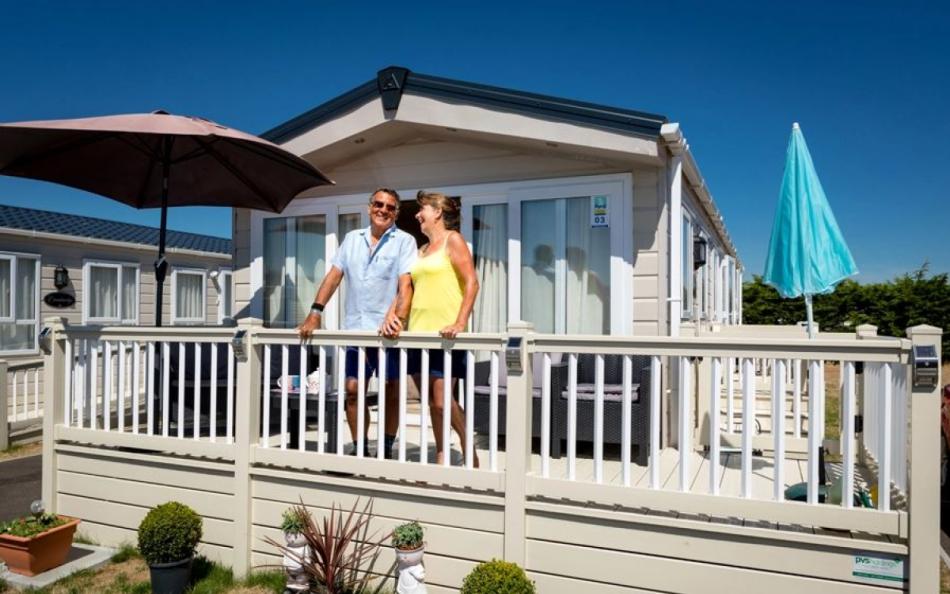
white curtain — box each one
[121,266,136,321]
[473,204,507,333]
[294,216,326,327]
[521,201,556,333]
[336,213,361,328]
[0,259,10,318]
[221,273,233,319]
[565,198,609,334]
[0,257,36,351]
[264,218,287,326]
[176,273,203,320]
[263,215,326,328]
[90,266,118,319]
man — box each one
[297,188,416,458]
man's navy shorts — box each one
[344,346,401,381]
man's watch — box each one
[310,303,325,315]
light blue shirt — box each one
[331,225,417,331]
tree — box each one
[742,267,949,358]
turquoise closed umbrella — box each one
[763,123,857,337]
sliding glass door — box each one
[263,214,327,328]
[521,196,610,335]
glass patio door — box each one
[520,196,610,335]
[263,214,327,328]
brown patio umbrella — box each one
[0,111,332,325]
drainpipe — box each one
[662,123,686,338]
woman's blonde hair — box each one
[416,190,461,231]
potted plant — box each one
[280,507,311,592]
[0,501,79,577]
[392,521,426,593]
[137,501,202,594]
[460,559,536,594]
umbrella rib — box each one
[118,134,165,162]
[230,139,331,180]
[191,137,281,211]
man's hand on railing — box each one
[379,312,404,339]
[297,312,321,339]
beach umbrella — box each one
[0,111,332,325]
[763,123,857,337]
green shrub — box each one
[461,559,536,594]
[391,521,424,550]
[280,507,310,534]
[137,501,202,566]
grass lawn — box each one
[0,546,286,593]
[0,441,41,462]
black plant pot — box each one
[148,557,193,594]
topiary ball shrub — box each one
[137,501,203,566]
[460,559,536,594]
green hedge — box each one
[743,268,950,358]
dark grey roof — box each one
[262,66,668,145]
[0,204,231,255]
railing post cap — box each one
[42,316,67,328]
[507,321,535,334]
[236,317,264,328]
[856,324,878,338]
[907,324,942,338]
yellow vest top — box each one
[408,236,464,332]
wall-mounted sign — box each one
[44,292,75,309]
[591,195,609,228]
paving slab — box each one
[2,543,115,589]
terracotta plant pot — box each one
[0,516,80,576]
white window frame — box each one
[82,259,140,325]
[681,212,694,320]
[216,268,233,325]
[0,252,41,356]
[171,268,207,325]
[255,204,337,329]
[249,173,635,336]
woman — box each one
[385,190,479,467]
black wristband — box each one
[310,303,324,314]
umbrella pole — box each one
[154,137,172,327]
[805,294,815,338]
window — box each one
[336,212,363,329]
[83,261,139,325]
[521,196,611,334]
[472,203,508,332]
[0,253,40,354]
[263,214,326,328]
[172,268,207,324]
[681,215,693,319]
[217,269,233,324]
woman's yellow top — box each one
[408,236,463,332]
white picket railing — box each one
[254,329,506,473]
[56,327,237,449]
[45,320,920,533]
[6,359,44,422]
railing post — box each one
[906,324,941,594]
[855,324,877,468]
[41,317,67,512]
[0,361,9,451]
[232,317,262,579]
[503,322,533,567]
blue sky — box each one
[0,1,946,282]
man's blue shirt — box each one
[331,225,417,331]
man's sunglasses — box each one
[371,200,398,213]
